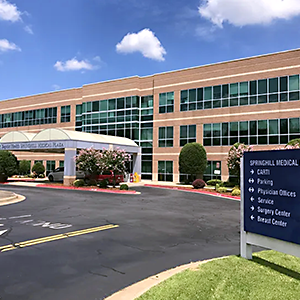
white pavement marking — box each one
[9,215,32,220]
[0,230,8,236]
[0,218,7,221]
[0,224,4,227]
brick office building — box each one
[1,48,300,182]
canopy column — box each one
[132,151,142,178]
[64,148,77,186]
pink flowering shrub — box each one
[75,147,131,177]
[227,143,253,182]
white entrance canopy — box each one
[0,129,141,185]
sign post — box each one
[241,149,300,259]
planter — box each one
[0,174,8,182]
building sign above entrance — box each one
[244,149,300,246]
[0,141,66,150]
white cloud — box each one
[116,28,166,61]
[24,25,33,34]
[93,56,102,62]
[0,39,21,52]
[52,84,60,90]
[0,0,21,22]
[199,0,300,27]
[54,58,95,72]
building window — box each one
[46,161,55,176]
[180,125,196,146]
[158,161,173,182]
[203,161,221,182]
[59,161,64,168]
[0,107,57,129]
[61,105,71,123]
[180,74,300,112]
[159,92,174,114]
[203,117,300,146]
[159,126,173,147]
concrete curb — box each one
[104,257,227,300]
[144,184,240,201]
[0,191,26,206]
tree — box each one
[19,160,31,175]
[179,143,207,180]
[227,143,253,184]
[32,162,45,177]
[75,148,102,176]
[75,147,131,187]
[100,148,131,187]
[0,150,18,182]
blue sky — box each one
[1,0,300,100]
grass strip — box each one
[137,250,300,300]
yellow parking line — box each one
[0,224,119,253]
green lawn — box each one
[137,251,300,300]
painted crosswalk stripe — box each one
[0,229,8,236]
[9,215,32,220]
[0,224,119,253]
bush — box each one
[179,143,207,179]
[32,162,45,176]
[73,179,85,187]
[120,184,129,190]
[227,143,253,184]
[216,187,228,194]
[207,179,223,186]
[232,189,241,196]
[222,181,236,188]
[19,160,31,175]
[192,179,206,189]
[98,179,108,189]
[0,150,18,182]
[38,173,45,178]
[286,139,300,147]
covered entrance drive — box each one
[0,128,141,185]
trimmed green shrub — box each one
[32,162,45,176]
[19,160,31,175]
[0,150,18,182]
[286,139,300,147]
[192,179,206,189]
[98,179,108,189]
[207,179,223,186]
[73,179,85,187]
[179,143,207,179]
[222,181,236,188]
[120,184,129,190]
[216,186,228,193]
[232,189,241,196]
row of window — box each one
[158,125,197,147]
[203,118,300,146]
[77,95,154,115]
[158,161,221,182]
[0,107,57,128]
[180,74,300,111]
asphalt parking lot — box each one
[0,185,241,300]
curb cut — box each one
[104,256,227,300]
